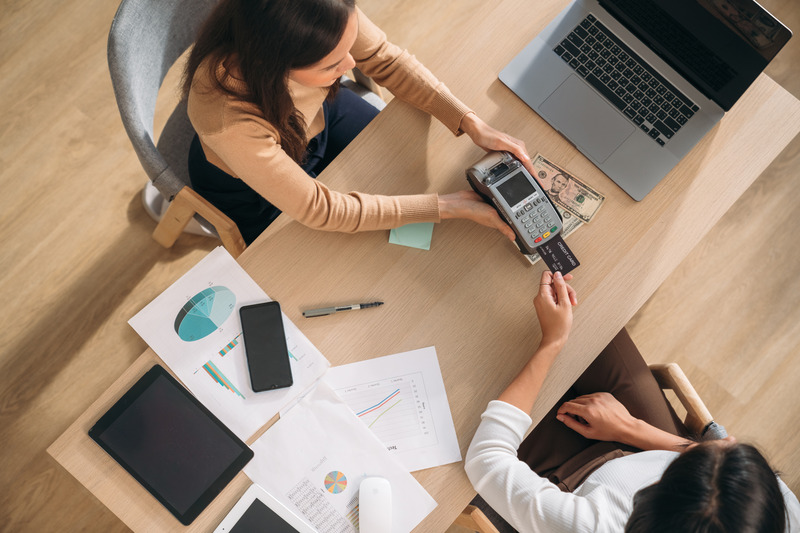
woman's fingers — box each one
[552,271,570,305]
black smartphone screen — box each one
[239,302,293,392]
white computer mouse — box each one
[359,476,392,533]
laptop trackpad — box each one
[539,75,633,162]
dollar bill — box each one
[524,206,583,265]
[531,154,605,224]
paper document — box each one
[245,382,436,533]
[128,247,329,440]
[325,347,462,472]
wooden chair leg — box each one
[453,504,500,533]
[152,186,246,258]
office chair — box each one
[108,0,246,257]
[455,362,727,533]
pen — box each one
[302,301,384,318]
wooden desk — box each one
[49,0,800,530]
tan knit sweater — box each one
[187,7,473,233]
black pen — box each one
[302,301,384,318]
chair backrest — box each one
[108,0,218,200]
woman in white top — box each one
[465,270,800,532]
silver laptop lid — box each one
[600,0,792,111]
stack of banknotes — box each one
[525,154,605,265]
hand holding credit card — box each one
[537,234,580,275]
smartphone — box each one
[239,301,293,392]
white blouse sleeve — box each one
[779,477,800,532]
[464,400,610,533]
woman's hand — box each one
[459,112,535,174]
[533,270,577,350]
[557,392,700,451]
[556,392,638,443]
[438,190,516,241]
[496,270,577,412]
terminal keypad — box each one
[514,197,557,244]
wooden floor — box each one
[0,0,797,531]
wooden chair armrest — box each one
[152,186,246,258]
[649,363,713,435]
[454,504,500,533]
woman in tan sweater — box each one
[185,0,532,244]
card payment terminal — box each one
[466,151,563,255]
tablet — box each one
[89,364,254,525]
[214,484,316,533]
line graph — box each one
[367,398,402,429]
[356,389,401,417]
[336,373,437,450]
[355,389,404,429]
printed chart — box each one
[201,360,245,399]
[174,286,236,341]
[325,347,462,472]
[324,471,348,494]
[339,373,437,451]
[218,333,242,356]
[245,383,436,533]
[129,246,330,440]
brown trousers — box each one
[517,328,688,492]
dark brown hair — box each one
[626,442,787,533]
[183,0,356,162]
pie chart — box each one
[324,471,347,494]
[174,286,236,342]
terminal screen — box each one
[496,172,536,207]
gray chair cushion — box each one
[108,0,218,199]
[156,98,195,188]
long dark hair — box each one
[626,443,787,533]
[184,0,356,162]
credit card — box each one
[536,234,580,275]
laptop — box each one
[500,0,791,200]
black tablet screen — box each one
[230,499,299,533]
[90,366,253,524]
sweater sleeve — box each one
[465,400,611,533]
[350,7,472,135]
[193,97,440,233]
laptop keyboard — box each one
[553,14,699,147]
[607,0,735,92]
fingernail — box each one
[555,271,563,280]
[556,415,564,422]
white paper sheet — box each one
[245,382,436,533]
[324,347,462,472]
[128,247,329,440]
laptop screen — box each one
[600,0,791,110]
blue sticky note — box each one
[389,223,434,250]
